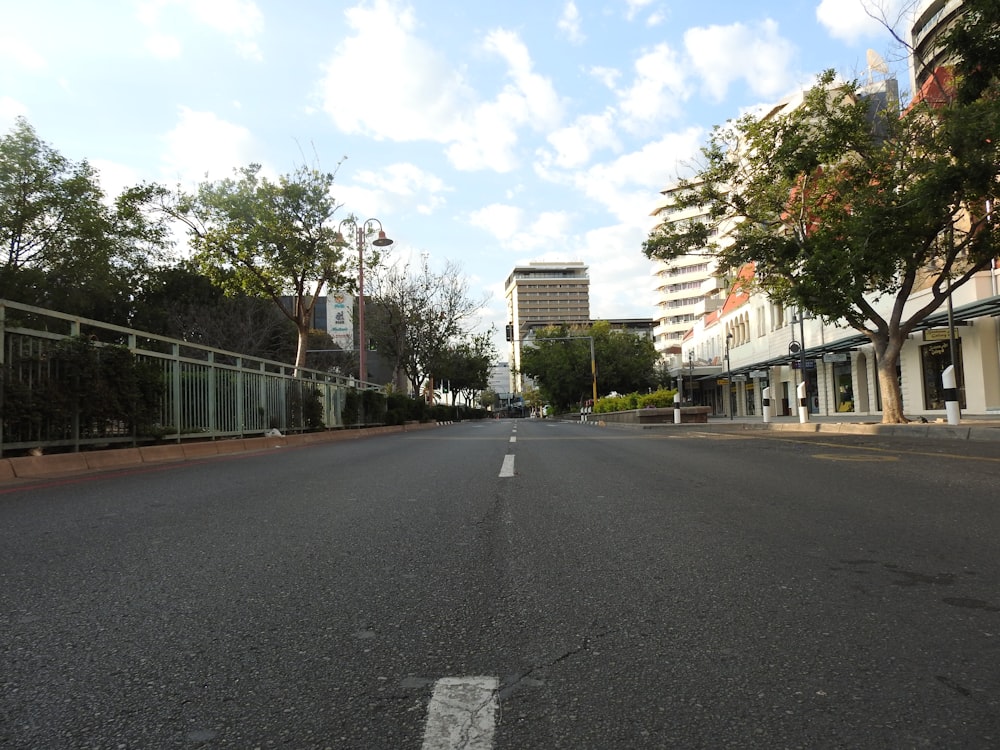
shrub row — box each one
[594,387,678,414]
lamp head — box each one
[372,230,393,247]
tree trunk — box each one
[872,334,907,424]
[295,324,309,371]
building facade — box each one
[649,184,732,377]
[504,262,590,393]
[909,0,965,95]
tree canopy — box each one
[366,257,489,393]
[519,321,657,412]
[153,163,357,368]
[0,117,168,323]
[643,7,999,423]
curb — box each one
[586,418,1000,442]
[0,421,448,487]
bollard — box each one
[762,386,771,424]
[943,365,961,425]
[674,392,681,425]
[798,381,809,423]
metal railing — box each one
[0,300,382,456]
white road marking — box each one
[421,676,499,750]
[509,436,516,443]
[499,454,515,477]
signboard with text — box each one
[327,291,354,350]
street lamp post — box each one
[336,218,394,386]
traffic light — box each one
[505,324,514,342]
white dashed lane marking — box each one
[421,676,499,749]
[499,454,515,477]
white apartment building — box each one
[650,193,719,365]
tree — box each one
[152,163,358,369]
[643,45,998,422]
[366,257,489,394]
[519,321,657,412]
[434,332,496,407]
[132,263,297,361]
[589,320,658,395]
[478,388,499,411]
[0,117,167,323]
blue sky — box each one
[1,0,915,349]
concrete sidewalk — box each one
[590,412,1000,442]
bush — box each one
[594,388,677,413]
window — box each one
[921,340,965,409]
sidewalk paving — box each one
[592,412,1000,442]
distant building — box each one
[600,318,656,340]
[504,262,590,393]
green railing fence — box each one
[0,300,383,456]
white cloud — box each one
[351,162,451,216]
[446,29,563,172]
[0,97,29,131]
[537,127,704,225]
[91,159,142,203]
[0,37,46,70]
[815,0,910,44]
[589,66,621,90]
[145,33,182,60]
[543,110,621,169]
[646,10,668,28]
[683,20,798,102]
[318,1,562,174]
[160,107,257,186]
[468,203,525,243]
[624,0,655,22]
[317,1,473,144]
[579,223,658,317]
[617,43,690,130]
[558,2,585,44]
[137,0,264,60]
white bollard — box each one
[674,392,682,425]
[943,365,961,425]
[798,381,809,423]
[762,386,771,424]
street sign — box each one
[822,352,849,363]
[749,369,769,379]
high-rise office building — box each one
[504,262,590,393]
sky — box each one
[0,0,917,353]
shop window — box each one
[921,340,966,409]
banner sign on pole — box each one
[327,291,354,350]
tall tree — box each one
[152,163,358,369]
[643,49,998,422]
[0,117,167,322]
[367,257,488,394]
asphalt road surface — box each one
[2,419,998,749]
